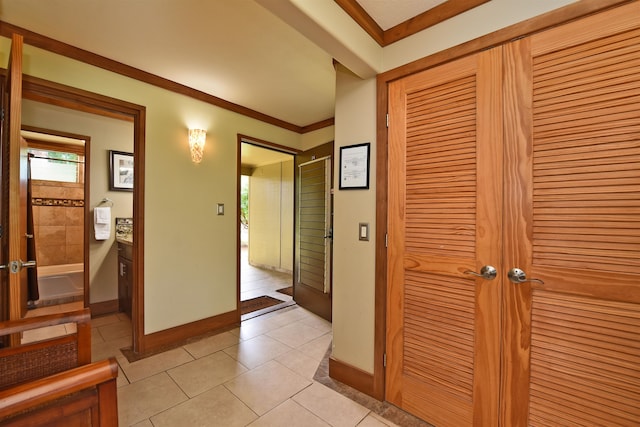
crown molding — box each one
[334,0,489,46]
[0,21,333,134]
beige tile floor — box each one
[25,301,399,427]
[21,252,426,426]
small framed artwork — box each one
[339,142,370,190]
[109,150,134,191]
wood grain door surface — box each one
[294,141,334,321]
[387,48,504,426]
[386,3,639,426]
[1,34,28,336]
[297,157,332,295]
[502,5,640,426]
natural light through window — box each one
[29,149,84,183]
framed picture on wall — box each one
[109,150,134,191]
[339,142,370,190]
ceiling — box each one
[356,0,448,30]
[241,143,293,170]
[0,0,481,166]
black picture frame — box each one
[339,142,370,190]
[109,150,134,192]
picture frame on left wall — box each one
[109,150,134,191]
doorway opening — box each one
[239,138,297,317]
[22,127,88,310]
[17,75,146,353]
[237,136,334,321]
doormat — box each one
[276,286,293,296]
[241,295,284,315]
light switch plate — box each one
[217,203,224,215]
[359,222,369,241]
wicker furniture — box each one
[0,308,119,426]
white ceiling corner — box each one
[355,0,448,30]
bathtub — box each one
[37,263,84,303]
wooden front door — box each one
[294,141,334,321]
[387,3,639,426]
[297,157,332,292]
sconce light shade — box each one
[188,128,206,163]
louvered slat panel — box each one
[407,76,475,119]
[533,29,640,92]
[388,49,500,426]
[405,77,476,257]
[404,271,475,400]
[298,160,327,292]
[529,291,640,426]
[531,28,640,274]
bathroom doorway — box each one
[2,71,146,352]
[21,127,89,310]
[20,96,135,325]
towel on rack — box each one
[94,207,111,240]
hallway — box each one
[19,251,427,426]
[27,301,400,426]
[107,304,348,426]
[22,286,430,427]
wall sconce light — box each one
[188,128,206,163]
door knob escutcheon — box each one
[507,268,544,285]
[464,265,497,280]
[7,260,37,274]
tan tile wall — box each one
[32,180,84,267]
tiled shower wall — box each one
[32,180,84,267]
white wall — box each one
[301,126,335,151]
[332,66,377,373]
[248,160,294,273]
[281,160,294,272]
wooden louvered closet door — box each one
[503,4,640,426]
[386,48,504,426]
[387,2,639,426]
